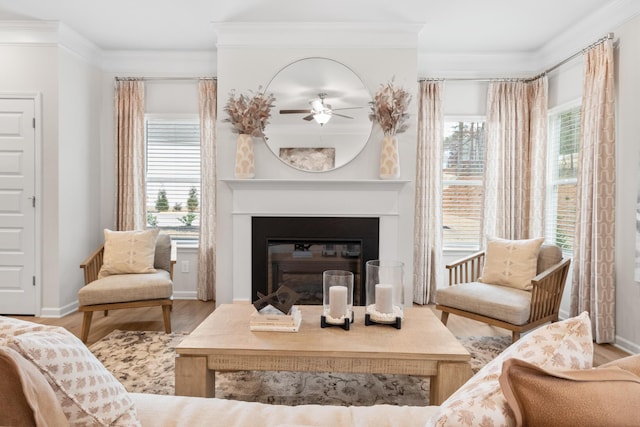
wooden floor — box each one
[9,300,630,365]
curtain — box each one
[570,39,616,343]
[413,81,443,304]
[197,79,217,301]
[115,79,146,231]
[482,77,548,243]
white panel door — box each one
[0,98,36,315]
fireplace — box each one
[252,217,379,306]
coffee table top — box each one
[176,304,470,362]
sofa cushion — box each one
[0,346,69,427]
[426,311,593,427]
[99,228,159,278]
[435,282,531,325]
[9,329,141,427]
[131,393,440,427]
[78,270,172,306]
[499,358,640,427]
[479,236,544,290]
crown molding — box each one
[213,22,425,49]
[100,50,216,74]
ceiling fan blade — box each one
[332,113,354,119]
[280,109,310,114]
[303,114,314,121]
[332,107,363,111]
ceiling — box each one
[0,0,635,55]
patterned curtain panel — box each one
[197,79,217,301]
[482,77,548,243]
[115,80,146,231]
[570,40,616,343]
[413,81,443,304]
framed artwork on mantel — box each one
[279,147,335,172]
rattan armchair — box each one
[435,244,571,342]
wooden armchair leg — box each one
[162,305,172,333]
[512,331,520,343]
[81,311,93,343]
[104,310,109,317]
[441,311,450,325]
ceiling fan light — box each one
[313,111,331,125]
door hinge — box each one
[33,276,36,286]
[32,117,35,128]
[28,196,35,208]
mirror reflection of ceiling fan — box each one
[279,93,361,125]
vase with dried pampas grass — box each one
[369,81,411,179]
[224,88,275,179]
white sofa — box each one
[3,312,634,427]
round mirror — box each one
[264,57,372,172]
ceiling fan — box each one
[279,93,360,125]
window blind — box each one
[442,121,486,249]
[546,106,580,253]
[145,117,201,236]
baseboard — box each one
[559,308,638,354]
[173,291,198,300]
[40,300,78,318]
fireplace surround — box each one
[252,216,379,305]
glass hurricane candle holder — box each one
[365,260,404,329]
[321,270,354,331]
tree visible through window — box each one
[442,120,486,249]
[145,117,200,240]
[546,106,580,253]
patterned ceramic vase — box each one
[234,134,255,179]
[379,134,400,179]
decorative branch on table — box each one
[369,79,412,136]
[223,87,276,137]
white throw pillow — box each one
[9,329,141,427]
[98,228,159,279]
[426,311,593,427]
[479,236,544,290]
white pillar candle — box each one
[375,284,394,314]
[329,286,348,319]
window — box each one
[442,120,486,249]
[546,104,580,254]
[145,116,200,240]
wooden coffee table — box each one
[175,304,471,405]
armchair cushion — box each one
[78,270,172,306]
[435,282,531,325]
[499,357,640,427]
[479,236,544,290]
[99,228,159,278]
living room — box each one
[2,0,639,350]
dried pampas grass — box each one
[224,88,276,137]
[369,81,411,136]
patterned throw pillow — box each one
[479,236,545,290]
[98,228,159,279]
[426,311,593,427]
[0,315,59,346]
[9,329,140,427]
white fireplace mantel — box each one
[224,178,412,303]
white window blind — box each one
[546,106,580,254]
[442,120,486,249]
[145,117,200,239]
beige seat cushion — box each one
[479,236,544,290]
[99,228,159,278]
[435,282,531,325]
[78,270,172,306]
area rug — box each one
[89,330,511,406]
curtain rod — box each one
[115,76,216,81]
[419,32,614,83]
